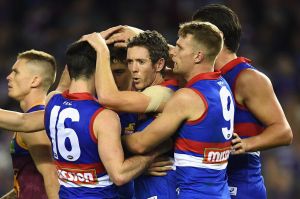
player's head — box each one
[108,45,132,91]
[170,21,223,77]
[7,49,57,100]
[192,4,241,53]
[66,41,96,80]
[126,30,169,90]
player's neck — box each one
[68,79,95,95]
[150,73,164,86]
[19,90,46,112]
[215,48,237,70]
[185,62,214,81]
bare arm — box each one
[21,131,59,199]
[82,32,153,113]
[94,109,165,186]
[104,25,144,48]
[123,88,205,154]
[55,65,70,93]
[0,190,16,199]
[0,109,44,132]
[232,69,293,154]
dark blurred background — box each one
[0,0,299,198]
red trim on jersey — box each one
[160,79,179,87]
[62,90,97,101]
[54,160,106,174]
[185,71,221,88]
[235,123,264,137]
[220,57,251,75]
[186,88,208,125]
[175,138,231,155]
[89,108,105,143]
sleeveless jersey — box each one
[134,79,178,199]
[174,72,234,199]
[221,57,266,198]
[117,112,138,199]
[10,105,47,199]
[44,91,117,199]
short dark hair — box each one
[66,41,96,79]
[108,44,127,65]
[179,21,223,61]
[127,30,169,66]
[192,4,241,53]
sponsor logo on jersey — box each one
[229,186,237,196]
[124,123,135,135]
[57,168,98,185]
[203,147,231,164]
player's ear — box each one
[31,75,42,88]
[194,51,204,64]
[154,58,165,72]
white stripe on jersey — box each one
[246,151,260,156]
[174,153,227,170]
[58,174,113,188]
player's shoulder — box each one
[95,108,119,120]
[45,90,61,105]
[237,68,272,89]
[169,88,201,105]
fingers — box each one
[113,42,127,48]
[150,160,173,167]
[146,165,173,176]
[147,171,167,176]
[231,133,241,145]
[100,25,123,39]
[106,33,127,45]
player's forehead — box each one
[127,46,150,60]
[12,58,28,70]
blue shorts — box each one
[177,180,230,199]
[228,177,266,199]
[134,170,177,199]
[117,180,135,199]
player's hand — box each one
[231,133,248,155]
[106,25,143,48]
[80,32,109,53]
[99,25,123,40]
[146,156,173,176]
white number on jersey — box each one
[49,105,81,161]
[219,86,234,140]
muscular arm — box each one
[83,32,160,113]
[233,69,293,153]
[21,131,59,199]
[94,109,163,186]
[0,109,44,132]
[123,88,205,154]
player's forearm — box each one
[0,189,16,199]
[110,153,156,186]
[95,50,119,103]
[123,133,156,154]
[244,123,293,152]
[42,170,59,199]
[0,109,43,132]
[56,66,70,92]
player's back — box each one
[175,72,234,199]
[44,91,118,199]
[10,105,47,199]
